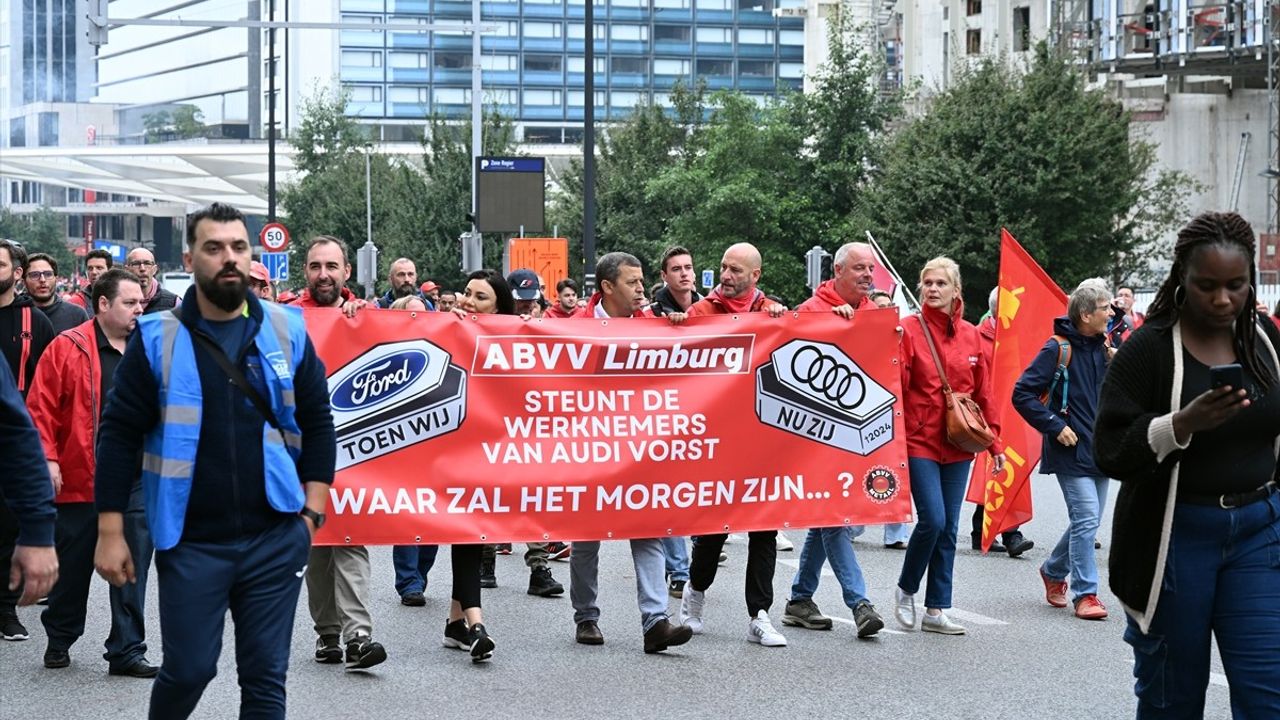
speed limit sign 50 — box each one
[259,222,290,252]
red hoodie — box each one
[688,287,769,316]
[977,314,997,367]
[795,280,876,313]
[290,286,365,309]
[543,302,585,319]
[25,319,103,503]
[900,300,1004,464]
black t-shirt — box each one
[1178,348,1280,496]
[94,320,123,419]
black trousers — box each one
[452,544,482,610]
[0,499,20,615]
[970,503,1022,541]
[41,503,98,649]
[689,530,777,617]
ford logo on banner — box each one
[331,350,430,412]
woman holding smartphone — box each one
[1095,211,1280,717]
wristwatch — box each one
[299,507,326,529]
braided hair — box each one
[1145,211,1275,392]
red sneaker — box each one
[1074,594,1109,620]
[1040,568,1068,608]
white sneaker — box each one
[894,587,917,630]
[921,611,966,635]
[776,533,794,551]
[680,587,706,634]
[747,610,787,647]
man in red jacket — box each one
[781,242,886,637]
[679,242,788,648]
[26,268,159,675]
[289,235,367,315]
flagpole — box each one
[865,231,921,310]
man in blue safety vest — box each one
[93,202,336,720]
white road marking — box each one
[946,608,1008,626]
[828,616,907,635]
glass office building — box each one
[332,0,805,142]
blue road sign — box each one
[261,252,289,282]
[701,269,714,290]
[93,241,127,264]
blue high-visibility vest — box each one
[137,301,308,550]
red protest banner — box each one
[967,229,1068,551]
[304,308,912,545]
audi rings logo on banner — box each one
[755,339,898,456]
[788,344,866,409]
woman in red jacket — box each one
[894,257,1005,635]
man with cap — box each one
[248,262,275,302]
[125,248,180,315]
[507,269,545,318]
[419,281,440,307]
[375,259,433,310]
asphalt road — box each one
[0,472,1235,720]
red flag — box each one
[871,263,896,295]
[967,229,1067,551]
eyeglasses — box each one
[26,271,54,280]
[126,260,156,268]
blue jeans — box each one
[1126,491,1280,719]
[661,537,689,582]
[790,527,868,609]
[150,518,311,720]
[105,482,153,668]
[570,539,669,632]
[850,523,912,544]
[391,545,439,596]
[1042,475,1109,602]
[897,457,972,609]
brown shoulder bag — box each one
[916,315,996,453]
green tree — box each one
[278,87,517,295]
[0,207,74,273]
[171,106,206,139]
[859,44,1195,316]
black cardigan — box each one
[1094,317,1280,631]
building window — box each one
[966,28,981,54]
[695,0,731,9]
[341,50,383,67]
[523,22,563,38]
[779,62,803,78]
[346,85,384,102]
[566,56,607,72]
[612,0,645,6]
[696,27,732,43]
[779,29,804,45]
[738,0,774,11]
[9,117,24,148]
[389,87,430,104]
[525,55,563,72]
[740,60,774,76]
[611,91,643,107]
[610,24,649,41]
[433,88,470,104]
[487,89,517,104]
[654,58,691,74]
[654,0,690,7]
[523,89,562,105]
[480,54,519,70]
[696,58,732,75]
[967,0,981,15]
[567,23,607,39]
[388,52,427,68]
[654,25,691,41]
[612,57,647,73]
[568,90,608,106]
[738,28,774,44]
[1013,6,1031,51]
[435,53,470,69]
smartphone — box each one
[1210,363,1245,394]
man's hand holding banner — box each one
[305,308,912,545]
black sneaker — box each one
[43,647,70,669]
[314,634,342,664]
[1004,532,1035,558]
[853,601,884,638]
[400,591,426,607]
[668,579,686,599]
[1,615,29,642]
[344,636,387,671]
[527,566,564,597]
[782,598,833,630]
[443,619,471,650]
[480,558,497,589]
[467,623,495,663]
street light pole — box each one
[582,0,596,293]
[267,0,277,222]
